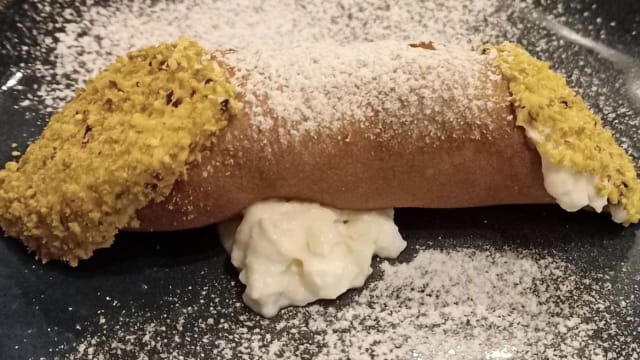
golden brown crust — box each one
[136,75,552,231]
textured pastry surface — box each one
[137,41,552,230]
[0,39,236,264]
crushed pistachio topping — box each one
[487,43,639,225]
[0,38,237,265]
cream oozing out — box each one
[541,157,608,212]
[523,125,629,223]
[218,200,406,318]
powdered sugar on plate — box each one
[65,244,640,359]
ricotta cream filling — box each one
[219,199,407,317]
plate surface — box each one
[0,0,639,359]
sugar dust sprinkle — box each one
[223,41,506,141]
[5,0,639,157]
[65,247,639,359]
[2,0,639,358]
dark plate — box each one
[0,0,639,359]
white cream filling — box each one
[541,157,608,213]
[523,125,545,143]
[219,199,406,318]
[525,126,628,224]
[609,204,628,224]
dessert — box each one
[0,38,638,270]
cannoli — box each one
[0,38,637,265]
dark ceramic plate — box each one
[0,0,639,359]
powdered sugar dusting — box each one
[64,245,639,359]
[224,41,505,140]
[16,0,504,112]
[6,0,638,155]
[2,1,639,357]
